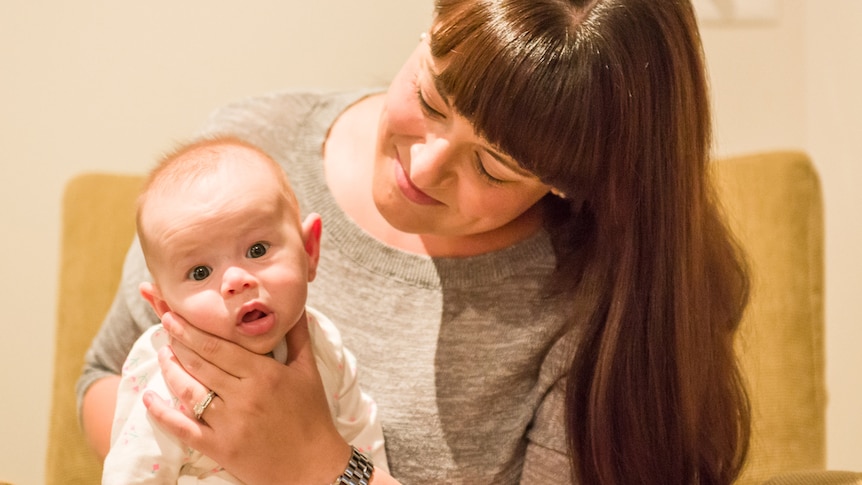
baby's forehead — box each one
[144,189,298,259]
[143,155,299,229]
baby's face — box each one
[143,154,311,355]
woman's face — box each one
[373,35,552,249]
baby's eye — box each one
[247,242,270,259]
[188,266,212,281]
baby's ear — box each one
[300,212,322,282]
[139,281,171,318]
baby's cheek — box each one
[178,292,230,333]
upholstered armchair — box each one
[44,152,860,484]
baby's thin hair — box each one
[136,135,296,251]
[142,135,289,196]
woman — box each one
[79,0,751,483]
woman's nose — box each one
[409,139,455,188]
[221,266,257,296]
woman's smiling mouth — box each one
[393,158,441,206]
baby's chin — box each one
[235,330,289,362]
[239,335,288,361]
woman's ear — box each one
[300,212,323,282]
[139,281,171,318]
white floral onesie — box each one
[102,307,387,484]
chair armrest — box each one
[763,470,862,485]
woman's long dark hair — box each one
[432,0,751,483]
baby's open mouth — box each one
[241,310,267,323]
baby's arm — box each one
[307,308,389,472]
[103,325,190,483]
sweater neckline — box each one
[295,90,556,289]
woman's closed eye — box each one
[417,88,446,120]
[474,153,506,186]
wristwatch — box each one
[332,446,374,485]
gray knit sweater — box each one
[77,90,577,484]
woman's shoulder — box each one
[195,88,382,140]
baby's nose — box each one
[221,266,257,296]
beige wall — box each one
[0,1,858,484]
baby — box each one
[102,137,386,484]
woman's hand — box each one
[144,311,350,485]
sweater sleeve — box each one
[521,378,574,484]
[102,325,192,484]
[521,324,580,484]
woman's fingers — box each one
[157,312,236,420]
[143,390,213,449]
[162,311,267,381]
[155,345,219,418]
[161,312,241,378]
[156,310,350,483]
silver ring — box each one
[193,390,216,421]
